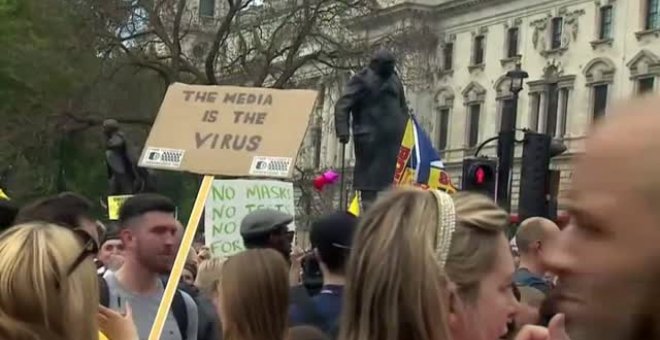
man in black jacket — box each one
[177,281,222,340]
[334,49,409,210]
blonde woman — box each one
[441,192,569,340]
[217,249,289,340]
[195,257,225,340]
[340,188,453,340]
[440,192,519,340]
[195,257,226,300]
[0,223,137,340]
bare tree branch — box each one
[205,0,255,84]
[170,0,187,74]
[88,0,380,88]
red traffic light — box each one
[475,167,486,184]
[468,162,495,186]
[462,157,497,198]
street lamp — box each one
[496,63,528,212]
[506,62,529,96]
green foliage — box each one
[0,0,198,223]
[0,0,374,225]
[0,0,99,199]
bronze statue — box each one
[334,50,409,210]
[103,119,151,195]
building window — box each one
[468,104,481,147]
[558,88,569,137]
[638,77,656,94]
[199,0,215,17]
[529,71,576,137]
[545,83,559,136]
[551,17,563,49]
[507,27,519,58]
[437,108,450,150]
[599,6,613,39]
[473,36,485,65]
[646,0,660,30]
[530,94,541,132]
[532,84,570,137]
[443,43,454,70]
[592,84,608,120]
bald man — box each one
[514,217,560,295]
[543,95,660,340]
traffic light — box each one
[462,157,497,199]
[518,132,567,220]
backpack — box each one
[99,275,189,340]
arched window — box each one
[584,57,616,120]
[627,49,660,95]
[462,82,487,148]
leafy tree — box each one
[0,0,102,201]
[0,0,201,220]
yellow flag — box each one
[392,118,415,185]
[107,195,133,220]
[0,188,9,200]
[348,193,360,216]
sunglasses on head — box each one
[66,228,100,276]
[96,221,107,243]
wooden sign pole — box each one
[148,175,214,340]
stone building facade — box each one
[183,0,660,213]
[315,0,660,212]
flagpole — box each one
[339,143,346,209]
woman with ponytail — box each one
[339,188,454,340]
[443,192,520,340]
[340,188,524,340]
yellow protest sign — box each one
[107,195,133,220]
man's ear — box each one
[534,240,543,253]
[119,228,133,247]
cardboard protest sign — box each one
[107,195,133,220]
[146,84,312,340]
[204,179,295,258]
[138,83,317,178]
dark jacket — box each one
[178,282,222,340]
[290,285,343,337]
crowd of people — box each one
[0,95,660,340]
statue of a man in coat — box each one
[103,119,152,196]
[334,49,409,210]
